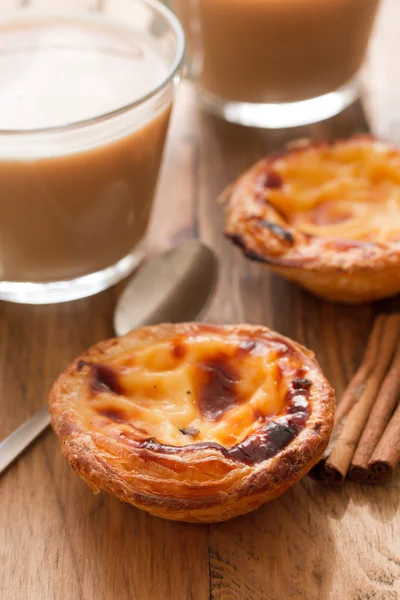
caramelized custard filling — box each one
[77,329,312,463]
[262,139,400,243]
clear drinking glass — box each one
[0,0,184,304]
[173,0,381,128]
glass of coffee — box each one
[173,0,380,128]
[0,0,184,304]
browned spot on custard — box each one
[260,170,283,189]
[179,427,199,437]
[98,407,128,423]
[171,340,186,360]
[196,354,239,421]
[90,364,124,396]
[227,416,305,464]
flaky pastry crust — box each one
[225,135,400,303]
[50,323,334,523]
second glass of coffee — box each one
[173,0,380,128]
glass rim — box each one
[0,0,185,136]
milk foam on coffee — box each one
[0,19,166,129]
[0,17,171,281]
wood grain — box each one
[1,1,400,599]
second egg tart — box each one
[225,136,400,303]
[50,323,334,522]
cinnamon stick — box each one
[349,342,400,483]
[368,402,400,483]
[310,313,400,484]
[310,314,386,482]
[334,314,386,425]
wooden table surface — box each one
[1,1,400,599]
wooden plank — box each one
[208,480,400,600]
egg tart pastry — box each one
[225,135,400,303]
[50,323,334,523]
